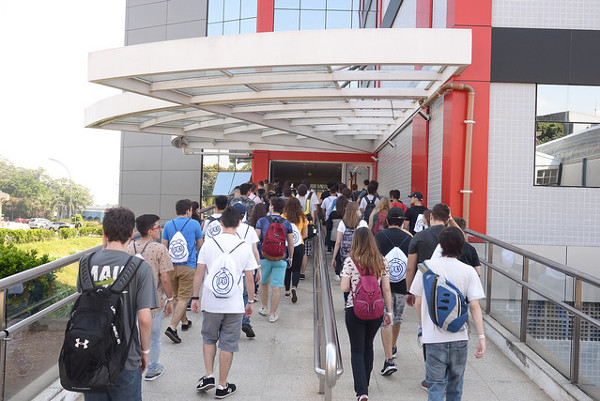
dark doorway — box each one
[270,161,342,187]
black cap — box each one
[388,207,405,219]
[408,191,423,201]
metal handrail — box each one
[313,225,343,400]
[466,228,600,394]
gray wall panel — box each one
[161,146,203,169]
[127,26,167,45]
[167,21,207,40]
[427,99,443,207]
[122,131,164,147]
[167,0,208,24]
[122,171,162,194]
[161,171,201,195]
[121,194,161,218]
[127,2,167,30]
[377,123,412,201]
[121,146,163,170]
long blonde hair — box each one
[343,202,361,229]
[350,227,385,278]
[373,197,391,215]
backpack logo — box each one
[74,338,89,349]
[418,261,469,333]
[381,232,409,283]
[208,223,222,238]
[211,267,234,297]
[168,219,190,264]
[414,214,426,233]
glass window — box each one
[241,0,257,18]
[275,0,300,8]
[535,85,600,188]
[327,0,353,10]
[223,0,241,21]
[240,18,257,34]
[274,9,300,31]
[326,10,352,29]
[300,9,326,30]
[208,0,224,23]
[207,22,223,36]
[223,20,240,35]
[302,0,326,9]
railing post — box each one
[520,258,529,342]
[0,289,6,401]
[571,278,582,384]
[485,243,493,314]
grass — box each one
[15,237,103,287]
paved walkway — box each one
[144,255,551,401]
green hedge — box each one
[0,244,54,279]
[0,227,103,245]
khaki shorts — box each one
[169,265,195,301]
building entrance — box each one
[270,161,342,187]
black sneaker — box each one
[215,383,237,398]
[392,345,397,358]
[421,380,428,392]
[242,323,256,338]
[300,274,306,280]
[380,359,397,376]
[291,288,298,303]
[196,376,215,392]
[165,327,181,343]
[181,320,192,331]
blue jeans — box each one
[148,310,164,373]
[425,341,469,401]
[84,367,142,401]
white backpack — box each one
[380,231,410,283]
[414,214,426,233]
[204,215,222,239]
[205,238,246,299]
[291,223,302,247]
[168,219,190,264]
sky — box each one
[0,0,126,206]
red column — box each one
[251,151,270,182]
[256,0,274,33]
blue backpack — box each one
[418,261,469,333]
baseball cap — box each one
[231,203,247,219]
[408,191,423,201]
[388,207,405,219]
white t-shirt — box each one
[203,213,223,239]
[197,233,258,313]
[359,194,380,211]
[337,219,368,233]
[236,222,259,244]
[297,191,318,215]
[322,194,340,220]
[409,257,485,344]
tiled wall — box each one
[377,123,413,201]
[427,100,443,207]
[432,0,447,28]
[121,0,208,219]
[492,0,600,30]
[487,83,600,247]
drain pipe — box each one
[419,83,475,225]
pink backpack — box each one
[352,261,384,320]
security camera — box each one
[418,110,430,121]
[387,140,395,148]
[371,156,379,162]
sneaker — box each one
[300,274,306,280]
[181,320,192,331]
[291,287,298,303]
[380,359,397,376]
[333,275,341,282]
[164,327,181,343]
[357,395,368,401]
[258,307,269,316]
[144,365,164,381]
[392,346,397,358]
[326,249,332,254]
[420,380,428,392]
[268,314,279,323]
[242,323,256,338]
[196,376,215,392]
[284,292,291,299]
[215,382,237,398]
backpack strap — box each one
[78,252,96,291]
[134,241,152,257]
[213,238,245,254]
[180,218,191,231]
[381,231,410,249]
[425,227,439,242]
[213,238,225,253]
[110,256,143,294]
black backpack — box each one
[59,253,143,393]
[363,196,377,223]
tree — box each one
[536,122,565,145]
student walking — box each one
[282,197,308,303]
[332,202,367,282]
[340,227,393,401]
[368,196,391,234]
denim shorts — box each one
[84,368,142,401]
[260,259,286,287]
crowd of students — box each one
[68,177,486,401]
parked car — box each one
[49,222,75,232]
[29,218,52,229]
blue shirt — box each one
[256,215,293,259]
[162,217,203,268]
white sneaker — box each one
[333,275,341,282]
[268,314,279,323]
[258,307,269,316]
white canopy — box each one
[85,28,471,154]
